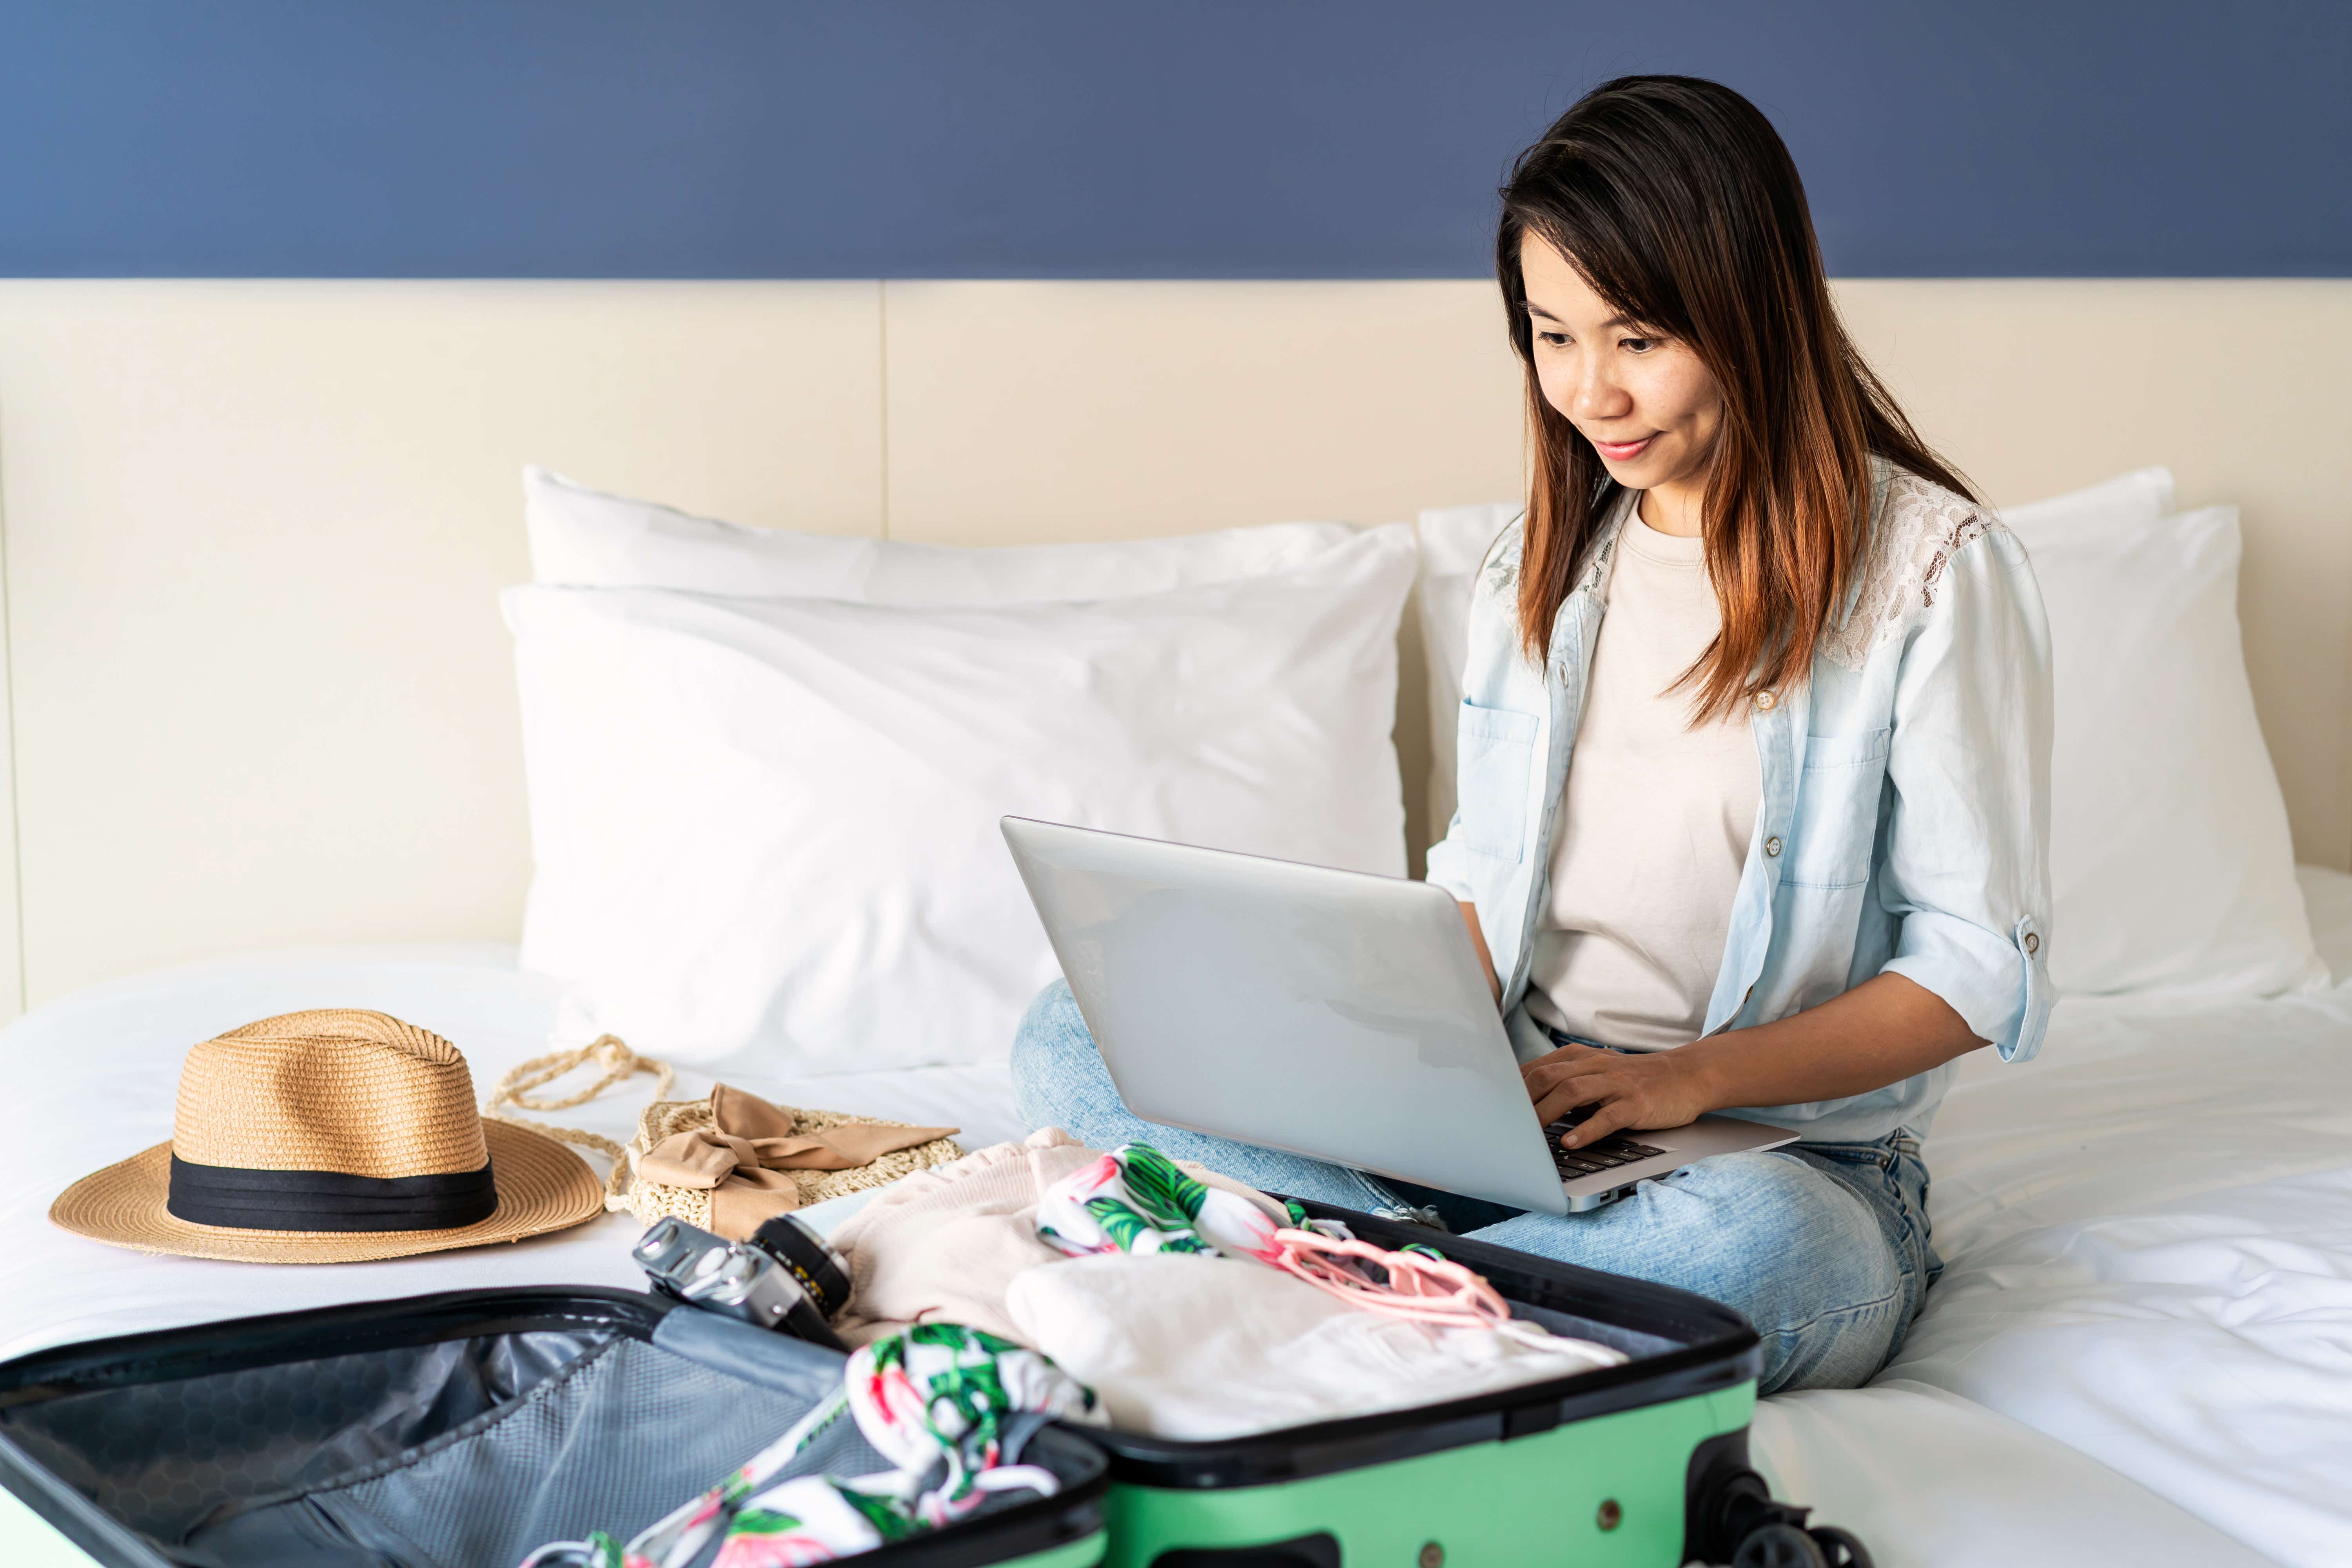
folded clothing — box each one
[1034,1142,1611,1354]
[829,1131,1626,1442]
[1005,1252,1626,1441]
[828,1128,1290,1347]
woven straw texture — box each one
[621,1098,963,1231]
[50,1010,604,1263]
[174,1009,488,1176]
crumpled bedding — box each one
[1742,867,2352,1567]
[1861,986,2352,1564]
[5,871,2352,1564]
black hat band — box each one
[165,1154,498,1232]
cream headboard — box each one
[0,278,2346,1022]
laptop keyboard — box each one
[1544,1118,1668,1181]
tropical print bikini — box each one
[518,1322,1103,1568]
[1035,1142,1320,1260]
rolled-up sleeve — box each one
[1877,528,2056,1061]
[1423,817,1476,904]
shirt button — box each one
[1754,690,1777,711]
[2025,932,2040,955]
[1764,836,1783,857]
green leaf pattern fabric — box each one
[1036,1144,1325,1263]
[518,1323,1102,1568]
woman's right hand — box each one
[1457,901,1501,1004]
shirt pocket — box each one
[1454,700,1541,862]
[1784,726,1893,891]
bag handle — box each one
[484,1035,676,1211]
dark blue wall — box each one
[2,1,2345,278]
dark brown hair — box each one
[1498,75,1971,718]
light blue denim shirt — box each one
[1424,464,2055,1142]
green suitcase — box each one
[1087,1199,1862,1568]
[0,1209,1864,1568]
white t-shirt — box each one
[1524,505,1761,1050]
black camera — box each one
[633,1212,852,1351]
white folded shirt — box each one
[1004,1252,1624,1440]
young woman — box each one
[1011,76,2053,1393]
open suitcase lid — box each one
[0,1287,1110,1568]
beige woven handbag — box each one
[483,1036,965,1232]
[617,1097,964,1230]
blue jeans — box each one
[1011,980,1939,1394]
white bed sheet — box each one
[5,875,2352,1566]
[1868,928,2352,1560]
[0,944,1029,1364]
[1746,866,2352,1567]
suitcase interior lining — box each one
[0,1316,1091,1568]
[2,1327,600,1545]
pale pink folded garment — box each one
[829,1127,1289,1347]
[1005,1252,1627,1439]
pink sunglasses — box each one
[1269,1227,1564,1351]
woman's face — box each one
[1519,233,1723,512]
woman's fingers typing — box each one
[1530,1067,1614,1127]
[1520,1041,1604,1094]
[1526,1047,1713,1144]
[1558,1097,1640,1147]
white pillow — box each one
[1996,466,2174,539]
[524,465,1359,601]
[506,525,1417,1073]
[1413,503,1522,840]
[2029,505,2324,999]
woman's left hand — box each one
[1521,1042,1715,1149]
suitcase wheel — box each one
[1730,1519,1875,1568]
[1691,1458,1875,1568]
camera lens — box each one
[748,1214,852,1319]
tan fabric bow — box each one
[639,1084,957,1239]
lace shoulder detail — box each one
[1478,516,1526,601]
[1476,497,1626,608]
[1821,473,2002,671]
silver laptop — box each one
[1002,817,1795,1217]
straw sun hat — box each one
[50,1009,604,1264]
